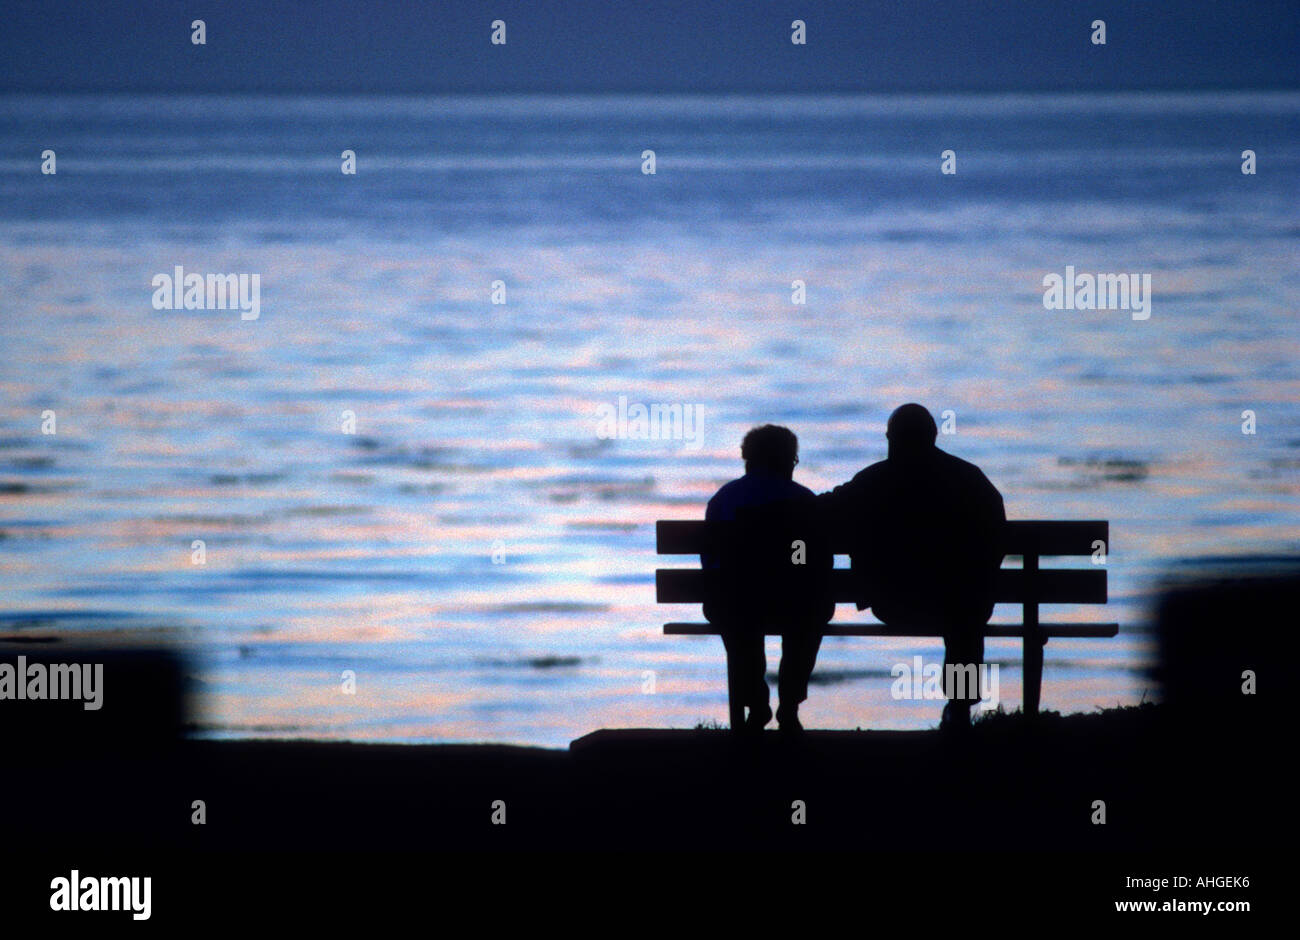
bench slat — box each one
[656,519,1107,557]
[663,622,1120,638]
[1002,520,1108,557]
[655,567,1106,605]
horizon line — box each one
[4,86,1299,98]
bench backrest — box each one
[655,520,1108,606]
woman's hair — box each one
[741,424,798,473]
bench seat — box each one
[656,518,1116,728]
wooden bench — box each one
[656,519,1118,728]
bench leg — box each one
[726,654,745,731]
[1022,568,1043,717]
[1023,635,1043,716]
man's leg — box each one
[721,628,770,728]
[942,626,985,728]
[776,627,823,730]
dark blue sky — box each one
[1,0,1295,93]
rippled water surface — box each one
[0,93,1297,746]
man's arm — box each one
[975,469,1007,567]
[816,467,868,516]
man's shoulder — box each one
[937,449,983,474]
[935,449,1002,494]
[846,460,890,485]
[819,460,888,504]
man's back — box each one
[822,448,1005,626]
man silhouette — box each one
[702,425,832,732]
[819,404,1005,729]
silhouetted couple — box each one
[703,404,1005,733]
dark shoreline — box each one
[8,703,1267,854]
[3,571,1286,857]
[1,569,1285,923]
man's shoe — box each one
[940,701,972,733]
[776,707,804,733]
[744,704,773,731]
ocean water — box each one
[0,92,1297,747]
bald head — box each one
[886,403,938,458]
